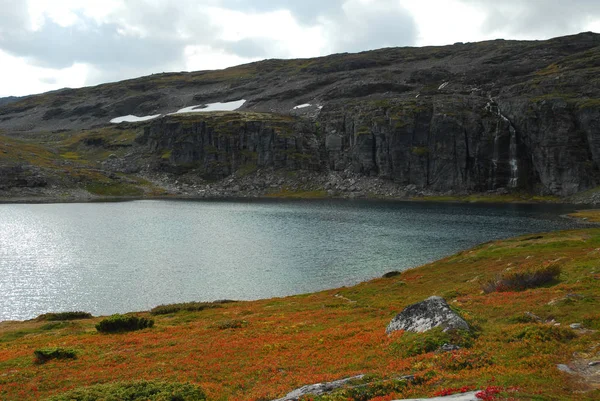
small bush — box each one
[34,347,77,364]
[389,327,475,357]
[45,380,206,401]
[95,314,154,333]
[150,300,233,315]
[217,319,247,330]
[382,271,402,278]
[506,325,576,343]
[36,311,93,321]
[482,264,561,293]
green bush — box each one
[36,311,93,321]
[217,319,247,330]
[507,325,576,343]
[389,327,475,357]
[95,314,154,333]
[34,347,77,364]
[482,264,561,293]
[45,380,206,401]
[150,300,234,315]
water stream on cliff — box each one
[487,99,519,189]
[0,200,588,321]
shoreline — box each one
[0,192,595,206]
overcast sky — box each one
[0,0,599,97]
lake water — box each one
[0,199,588,321]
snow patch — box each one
[293,103,312,110]
[438,82,450,90]
[171,99,246,114]
[110,114,161,124]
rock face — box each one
[386,296,469,334]
[2,33,600,197]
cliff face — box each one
[1,32,600,198]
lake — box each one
[0,199,588,321]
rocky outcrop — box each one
[271,375,365,401]
[386,296,470,334]
[1,32,600,198]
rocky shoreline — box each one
[1,167,599,205]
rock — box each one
[557,364,576,374]
[386,296,470,334]
[394,392,481,401]
[524,312,544,323]
[570,323,583,329]
[440,343,461,352]
[588,361,600,367]
[271,375,365,401]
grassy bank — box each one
[1,226,600,400]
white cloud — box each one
[0,49,88,96]
[0,0,598,97]
[184,45,259,71]
[402,0,488,46]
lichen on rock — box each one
[386,296,470,334]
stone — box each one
[570,323,583,329]
[386,296,470,334]
[394,392,481,401]
[271,375,365,401]
[557,364,576,374]
[440,343,461,352]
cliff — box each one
[1,32,600,199]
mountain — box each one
[0,96,23,107]
[1,32,600,201]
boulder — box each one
[386,296,469,334]
[271,375,364,401]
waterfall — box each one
[486,99,519,189]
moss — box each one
[46,381,206,401]
[411,146,429,156]
[160,150,172,160]
[356,126,371,136]
[85,182,144,197]
[34,347,77,364]
[36,312,92,321]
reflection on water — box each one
[0,199,587,320]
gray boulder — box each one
[272,375,364,401]
[386,296,469,334]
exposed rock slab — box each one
[386,296,469,334]
[271,375,365,401]
[393,392,480,401]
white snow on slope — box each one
[110,114,161,123]
[172,99,246,114]
[293,103,311,110]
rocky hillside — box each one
[1,32,600,200]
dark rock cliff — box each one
[2,32,600,197]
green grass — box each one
[84,182,145,197]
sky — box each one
[0,0,599,97]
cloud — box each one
[325,0,416,53]
[219,0,346,24]
[0,0,598,97]
[464,0,600,39]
